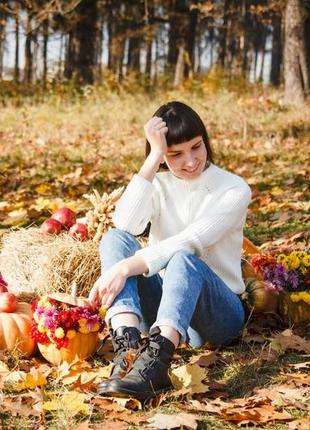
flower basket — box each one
[31,286,106,364]
[38,331,99,365]
[247,249,310,323]
[278,291,310,324]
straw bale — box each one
[0,227,100,296]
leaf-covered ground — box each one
[0,84,309,429]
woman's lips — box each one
[183,163,200,173]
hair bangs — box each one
[164,114,203,146]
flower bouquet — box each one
[31,292,106,364]
[248,250,310,324]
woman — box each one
[89,101,252,401]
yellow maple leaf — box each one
[35,184,52,194]
[171,363,209,394]
[43,391,89,416]
[16,368,47,390]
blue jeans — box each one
[100,228,245,347]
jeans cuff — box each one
[151,318,187,344]
[105,305,143,325]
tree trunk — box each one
[284,0,310,104]
[14,1,20,82]
[218,0,231,68]
[270,13,282,86]
[42,18,49,85]
[0,12,6,79]
[24,11,33,83]
[107,0,125,79]
[174,44,185,87]
[184,0,198,78]
[64,0,99,84]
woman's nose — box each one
[184,153,196,166]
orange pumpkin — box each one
[0,302,36,356]
[38,331,99,365]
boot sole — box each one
[98,385,173,401]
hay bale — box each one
[0,227,100,296]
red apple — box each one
[51,207,76,229]
[69,223,88,241]
[0,292,17,313]
[41,218,63,235]
[0,273,8,293]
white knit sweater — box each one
[113,163,252,294]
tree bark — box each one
[284,0,310,104]
[0,11,6,79]
[65,0,99,84]
[14,1,20,82]
[42,18,49,85]
[24,11,33,83]
[270,12,282,86]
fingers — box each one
[88,284,99,306]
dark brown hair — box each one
[145,101,213,169]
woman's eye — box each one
[193,144,201,150]
[170,153,181,157]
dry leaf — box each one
[16,368,47,391]
[43,391,89,416]
[189,350,219,367]
[92,420,128,430]
[171,363,209,394]
[288,418,310,430]
[147,412,199,429]
[271,330,310,354]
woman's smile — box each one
[164,136,207,180]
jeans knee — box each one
[168,249,197,267]
[100,228,134,248]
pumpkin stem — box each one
[71,281,78,297]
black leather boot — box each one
[98,327,175,400]
[98,326,142,393]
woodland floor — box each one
[0,81,309,429]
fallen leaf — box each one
[288,418,310,430]
[43,391,89,416]
[92,420,128,430]
[287,361,310,370]
[16,368,47,391]
[271,330,310,354]
[147,412,199,429]
[171,363,209,394]
[189,350,219,367]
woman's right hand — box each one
[144,116,168,161]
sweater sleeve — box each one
[112,174,155,235]
[135,184,252,276]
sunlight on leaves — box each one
[171,363,209,394]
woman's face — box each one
[164,135,208,180]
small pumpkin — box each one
[241,260,278,313]
[38,331,99,365]
[0,302,36,356]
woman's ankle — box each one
[110,312,140,330]
[158,325,180,348]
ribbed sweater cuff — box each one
[135,247,164,277]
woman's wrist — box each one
[148,150,164,165]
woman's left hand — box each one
[88,262,128,309]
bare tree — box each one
[284,0,310,104]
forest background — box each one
[0,1,309,429]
